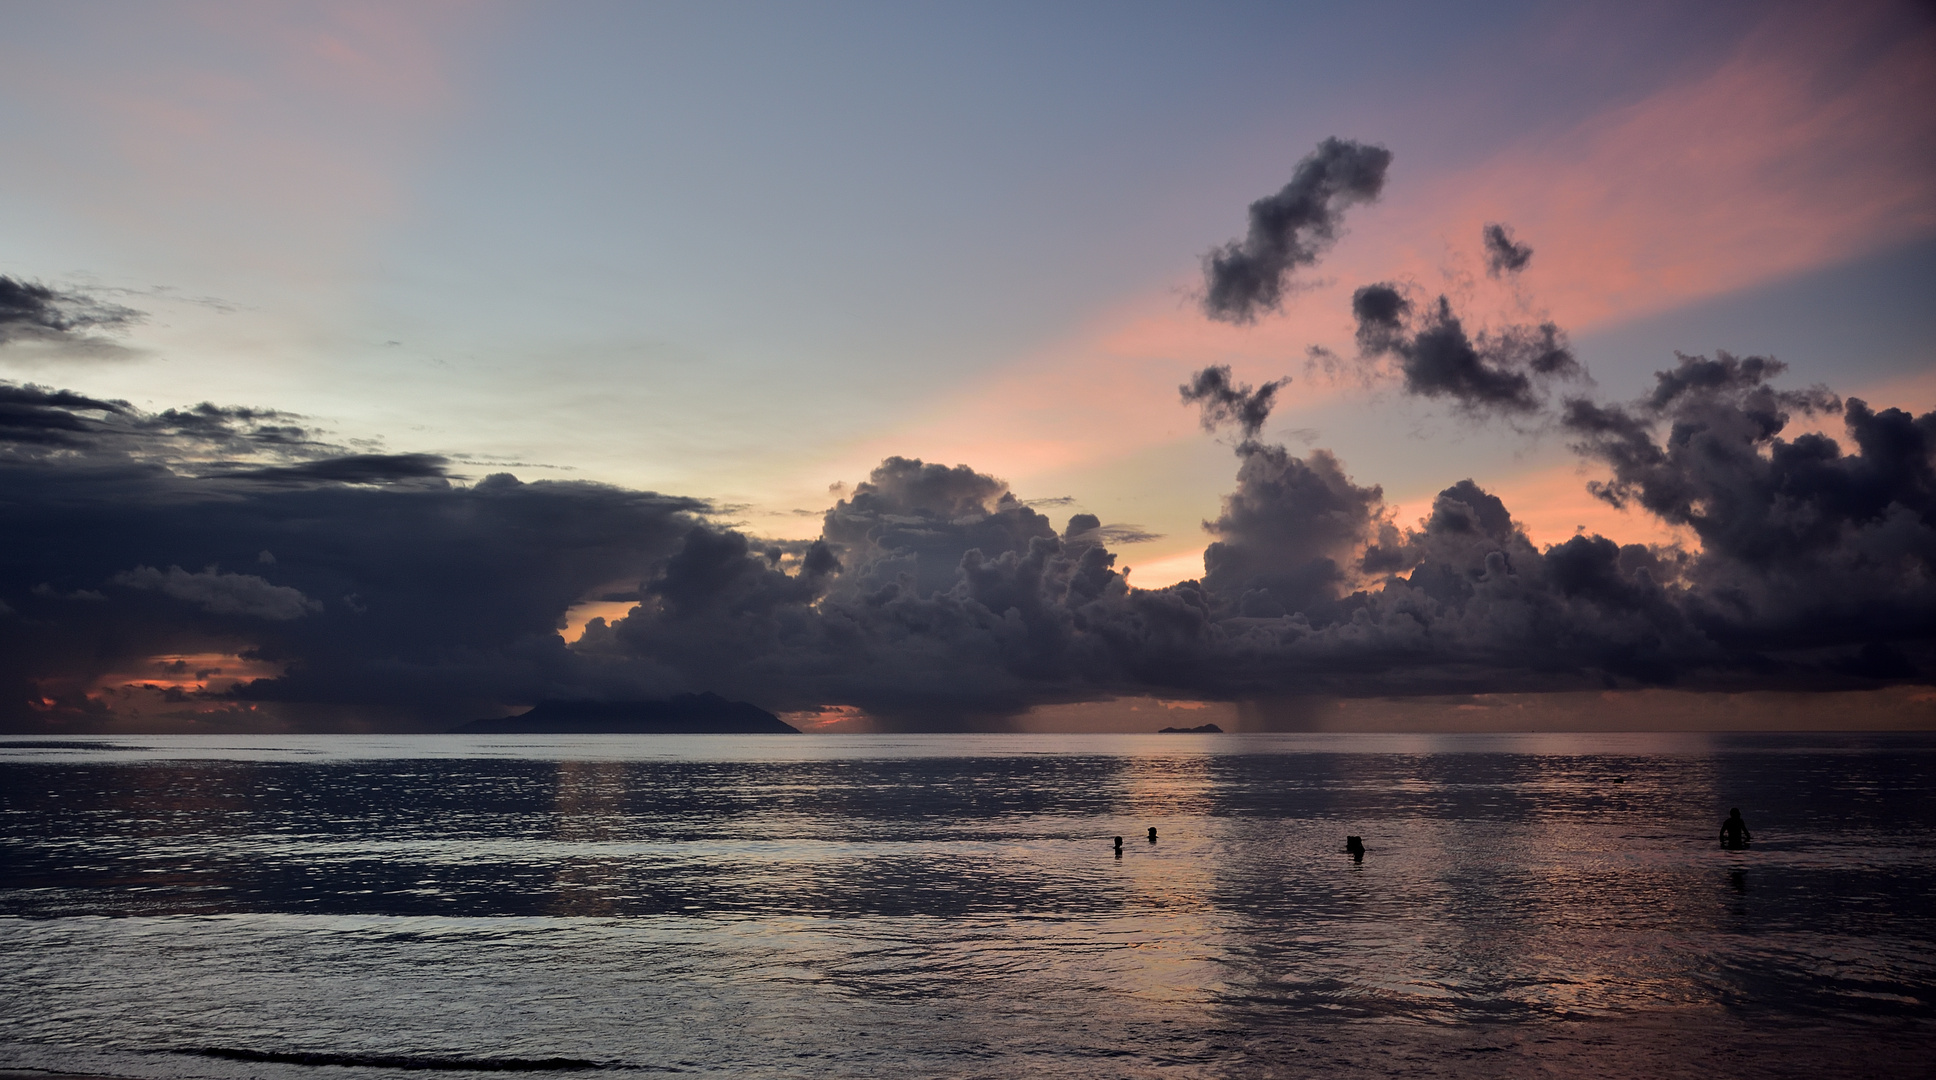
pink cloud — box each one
[1384,462,1693,555]
[779,2,1934,551]
[1430,0,1936,331]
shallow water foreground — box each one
[1,732,1932,1078]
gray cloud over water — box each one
[4,181,1931,731]
[3,345,1929,731]
[0,387,707,727]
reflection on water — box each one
[549,760,629,918]
[0,733,1932,1078]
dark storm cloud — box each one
[579,457,1110,727]
[1563,351,1932,659]
[581,349,1932,721]
[1179,365,1287,438]
[1201,138,1393,323]
[1352,284,1580,413]
[225,453,451,484]
[0,276,143,356]
[1481,223,1533,276]
[819,456,1043,597]
[0,384,132,445]
[0,384,710,730]
[8,342,1932,732]
[581,445,1682,722]
[1200,443,1388,617]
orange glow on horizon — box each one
[1384,462,1695,554]
[1121,547,1207,590]
[559,600,640,644]
[780,704,876,733]
[90,652,286,697]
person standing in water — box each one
[1720,808,1752,849]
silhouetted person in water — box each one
[1720,808,1752,849]
[1148,827,1158,843]
[1113,835,1123,857]
[1345,835,1365,862]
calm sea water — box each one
[1,732,1932,1079]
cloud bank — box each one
[4,349,1929,731]
[2,133,1927,730]
[0,386,708,728]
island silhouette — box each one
[1158,723,1223,733]
[455,693,799,734]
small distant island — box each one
[1158,723,1223,734]
[455,693,799,734]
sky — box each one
[2,0,1934,733]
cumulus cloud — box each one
[1201,138,1392,323]
[4,341,1931,731]
[0,277,143,358]
[1481,223,1533,276]
[1563,351,1930,657]
[1352,284,1580,413]
[1201,443,1389,617]
[110,566,321,620]
[577,351,1931,722]
[1179,365,1288,438]
[579,456,1112,727]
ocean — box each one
[1,732,1932,1078]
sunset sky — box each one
[3,0,1933,732]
